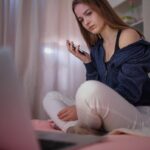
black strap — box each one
[115,30,122,51]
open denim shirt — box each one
[85,39,150,106]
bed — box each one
[32,119,150,150]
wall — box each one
[0,1,3,45]
[108,0,125,7]
[143,0,150,41]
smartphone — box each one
[72,43,85,55]
[78,49,85,55]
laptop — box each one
[0,47,102,150]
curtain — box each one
[0,0,88,119]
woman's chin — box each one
[90,30,100,35]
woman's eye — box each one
[78,19,83,23]
[86,11,92,16]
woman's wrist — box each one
[83,60,91,64]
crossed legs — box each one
[43,81,147,134]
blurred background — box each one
[0,0,150,119]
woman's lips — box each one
[89,25,96,31]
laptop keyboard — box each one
[38,139,75,150]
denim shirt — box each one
[85,39,150,106]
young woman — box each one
[43,0,150,135]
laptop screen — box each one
[0,47,40,150]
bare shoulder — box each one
[119,28,141,49]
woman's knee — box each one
[43,91,62,108]
[75,81,105,129]
[75,80,106,104]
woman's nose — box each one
[84,18,91,26]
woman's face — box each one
[74,3,105,34]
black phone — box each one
[72,43,85,55]
[78,49,85,55]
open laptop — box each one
[0,47,102,150]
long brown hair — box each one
[72,0,140,48]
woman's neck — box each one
[100,26,118,44]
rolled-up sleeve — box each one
[84,48,101,81]
[84,61,99,80]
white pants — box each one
[43,81,150,132]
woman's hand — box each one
[57,105,78,121]
[66,40,91,64]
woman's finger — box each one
[61,115,72,121]
[58,111,68,119]
[58,107,70,117]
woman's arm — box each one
[115,63,148,105]
[84,53,100,81]
[119,28,141,49]
[114,29,150,104]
